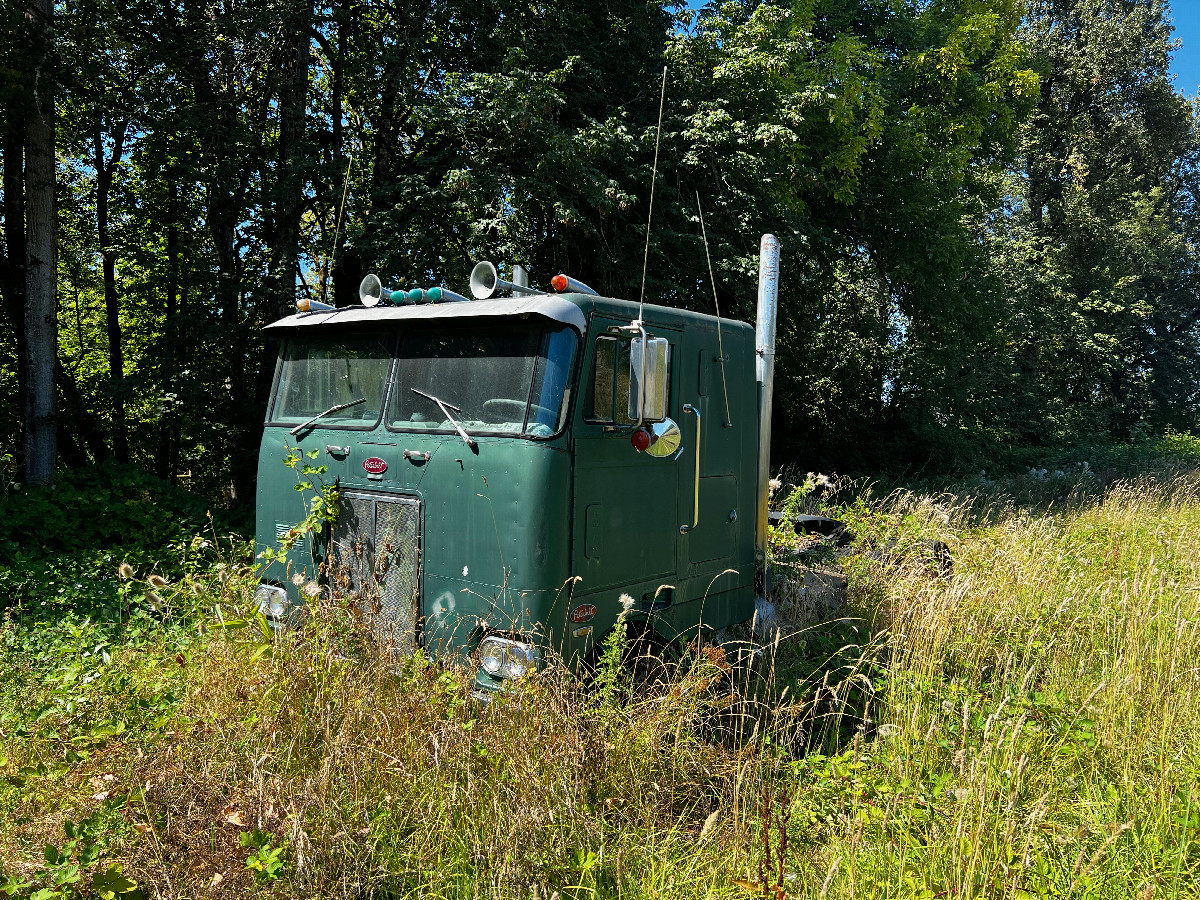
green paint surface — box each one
[255,294,759,667]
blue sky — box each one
[1171,2,1200,95]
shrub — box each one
[1154,428,1200,461]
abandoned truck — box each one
[254,235,781,691]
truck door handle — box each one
[679,403,700,534]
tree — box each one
[23,0,56,485]
[970,0,1200,449]
[664,0,1037,470]
[3,0,1196,495]
[0,1,31,470]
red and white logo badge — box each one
[362,457,388,475]
[570,603,597,623]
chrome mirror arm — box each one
[619,319,649,427]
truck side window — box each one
[585,335,637,425]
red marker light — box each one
[631,428,651,452]
[551,274,568,292]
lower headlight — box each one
[481,641,505,676]
[478,636,538,680]
[255,583,291,621]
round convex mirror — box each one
[644,418,682,458]
[359,273,383,306]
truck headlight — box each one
[255,583,291,621]
[478,636,538,680]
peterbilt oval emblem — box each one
[362,457,388,475]
[570,603,597,623]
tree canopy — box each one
[1,0,1198,494]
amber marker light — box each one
[296,298,334,312]
[549,273,599,296]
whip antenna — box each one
[325,154,354,304]
[638,66,668,321]
[696,191,731,426]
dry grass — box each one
[4,471,1200,897]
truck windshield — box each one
[270,332,393,429]
[268,322,578,438]
[388,322,577,438]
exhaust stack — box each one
[754,234,780,562]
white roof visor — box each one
[265,295,587,333]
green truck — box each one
[254,236,780,690]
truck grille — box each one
[327,490,421,653]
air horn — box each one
[469,261,540,300]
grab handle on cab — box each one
[679,404,700,535]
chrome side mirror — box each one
[643,418,682,458]
[629,336,669,423]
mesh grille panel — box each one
[328,491,421,653]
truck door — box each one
[570,318,683,598]
[678,333,743,580]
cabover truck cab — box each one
[255,237,780,691]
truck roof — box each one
[264,292,751,335]
[266,293,589,332]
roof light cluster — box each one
[294,265,600,314]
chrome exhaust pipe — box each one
[754,234,780,562]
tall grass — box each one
[3,472,1200,897]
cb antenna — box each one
[638,66,668,322]
[324,153,355,304]
[696,191,732,427]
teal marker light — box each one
[358,274,464,307]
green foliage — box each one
[258,446,339,568]
[0,462,213,557]
[0,810,144,900]
[238,829,286,885]
[767,475,842,568]
[956,0,1200,456]
[1155,429,1200,462]
[590,604,631,709]
[0,462,245,634]
[11,0,1193,485]
[0,469,255,896]
[648,0,1041,472]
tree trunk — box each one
[23,0,56,486]
[95,121,129,462]
[270,0,310,311]
[57,359,111,464]
[2,111,28,476]
[157,178,179,482]
[321,0,346,305]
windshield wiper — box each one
[290,397,366,435]
[411,388,476,449]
